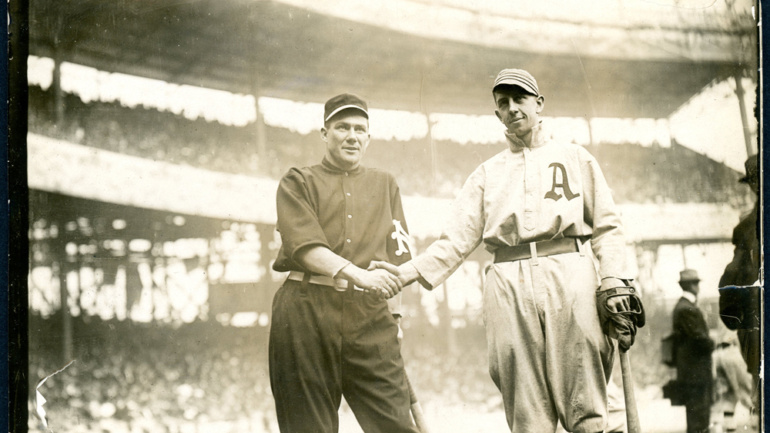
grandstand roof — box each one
[29,0,754,119]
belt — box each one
[287,270,354,292]
[493,237,582,263]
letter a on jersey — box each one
[391,219,411,257]
[545,162,580,201]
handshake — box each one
[342,260,421,299]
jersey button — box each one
[346,239,352,243]
[346,192,351,197]
[347,215,352,219]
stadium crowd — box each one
[29,86,751,207]
[28,314,500,433]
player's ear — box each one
[320,127,328,141]
[535,95,545,114]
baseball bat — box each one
[619,349,641,433]
[405,374,431,433]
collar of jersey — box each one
[321,157,364,175]
[504,121,549,152]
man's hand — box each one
[596,277,646,352]
[601,278,631,312]
[341,264,403,299]
[368,260,420,286]
[368,260,400,274]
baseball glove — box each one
[596,282,646,352]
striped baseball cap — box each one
[324,93,369,122]
[493,69,539,96]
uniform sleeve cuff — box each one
[331,260,352,279]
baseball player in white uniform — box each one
[378,69,641,433]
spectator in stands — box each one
[672,269,715,433]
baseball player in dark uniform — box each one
[379,69,643,433]
[672,269,714,433]
[268,93,418,433]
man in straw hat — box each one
[269,93,418,433]
[672,269,715,433]
[374,68,644,432]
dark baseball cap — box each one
[324,93,368,123]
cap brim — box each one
[493,80,539,95]
[324,105,368,122]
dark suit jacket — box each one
[719,202,760,287]
[672,296,714,385]
[719,202,761,330]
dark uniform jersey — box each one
[273,157,412,272]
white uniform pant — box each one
[484,248,614,433]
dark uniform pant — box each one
[269,279,418,433]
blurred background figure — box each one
[710,329,755,433]
[672,269,714,433]
[718,154,761,396]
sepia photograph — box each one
[13,0,763,432]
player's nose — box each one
[505,98,519,114]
